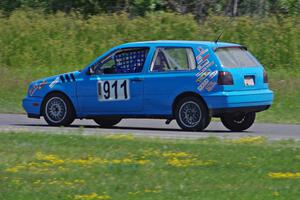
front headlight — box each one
[28,82,36,97]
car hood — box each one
[27,71,81,97]
[31,71,81,85]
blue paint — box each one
[22,40,273,119]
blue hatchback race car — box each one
[23,40,273,131]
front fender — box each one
[25,73,80,116]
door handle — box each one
[131,77,144,82]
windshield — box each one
[215,47,260,68]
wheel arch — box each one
[172,92,209,117]
[40,90,77,117]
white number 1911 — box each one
[98,79,130,101]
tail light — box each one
[218,71,233,85]
[263,70,268,83]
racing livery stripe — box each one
[209,70,218,79]
[196,70,211,83]
[199,49,208,56]
[70,73,76,82]
[197,78,210,91]
[198,59,209,67]
[206,81,217,92]
[60,75,65,83]
[65,74,70,82]
[196,67,208,77]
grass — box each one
[0,11,299,123]
[1,132,300,200]
[256,69,300,124]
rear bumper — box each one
[22,96,43,118]
[203,89,273,113]
[211,105,270,117]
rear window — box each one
[215,47,260,68]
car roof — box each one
[117,40,242,48]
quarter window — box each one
[151,48,196,72]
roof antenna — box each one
[215,30,224,44]
[214,17,234,44]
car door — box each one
[76,47,149,116]
[143,46,197,115]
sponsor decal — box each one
[196,54,202,61]
[199,60,215,69]
[29,80,47,96]
[196,67,208,77]
[198,79,210,91]
[197,47,203,53]
[209,70,218,79]
[206,81,217,92]
[199,49,208,56]
[196,70,211,83]
[49,77,60,88]
[194,47,217,93]
[197,54,210,65]
[202,54,210,61]
[198,59,209,67]
[204,61,215,69]
[197,61,215,71]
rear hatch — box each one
[215,47,267,91]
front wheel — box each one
[93,118,122,128]
[221,112,256,132]
[175,96,209,131]
[43,93,75,126]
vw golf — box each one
[23,40,274,131]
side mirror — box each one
[86,67,94,75]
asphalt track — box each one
[0,114,300,140]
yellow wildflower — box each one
[74,193,111,200]
[229,136,265,144]
[69,157,108,165]
[122,158,133,163]
[5,165,25,173]
[135,159,149,165]
[36,152,64,165]
[33,180,42,184]
[268,172,300,179]
[105,134,135,140]
[273,191,280,197]
[142,149,161,157]
[162,151,193,158]
[111,159,122,164]
[167,157,216,167]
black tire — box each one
[221,112,256,132]
[93,118,122,128]
[42,93,75,126]
[175,96,209,131]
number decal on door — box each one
[98,79,130,101]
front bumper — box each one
[22,96,43,118]
[203,89,273,114]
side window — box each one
[151,47,196,72]
[92,48,149,75]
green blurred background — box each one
[0,0,299,123]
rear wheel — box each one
[93,118,122,128]
[175,96,209,131]
[221,112,256,131]
[43,93,75,126]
